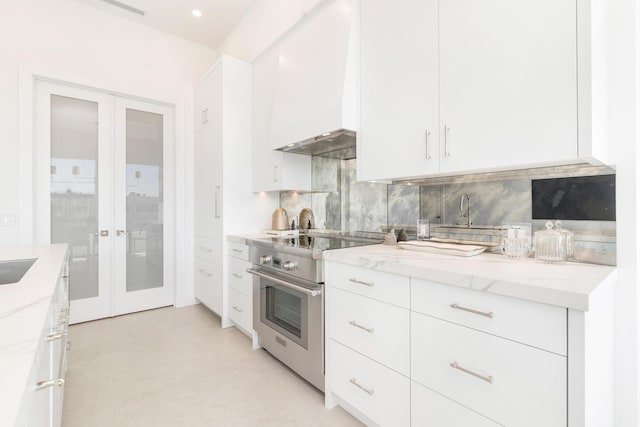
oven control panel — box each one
[249,245,321,283]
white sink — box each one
[0,258,37,285]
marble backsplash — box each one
[280,158,616,265]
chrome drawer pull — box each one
[449,361,494,384]
[46,331,67,342]
[450,303,494,319]
[198,246,212,253]
[232,273,243,279]
[349,378,374,396]
[232,249,243,253]
[35,378,65,390]
[349,278,374,287]
[349,320,374,333]
[232,306,243,313]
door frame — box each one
[33,77,178,323]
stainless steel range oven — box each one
[246,233,384,392]
[247,244,324,391]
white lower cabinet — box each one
[411,381,501,427]
[226,241,256,344]
[227,287,252,334]
[325,260,569,426]
[329,341,410,427]
[194,257,221,314]
[411,313,566,427]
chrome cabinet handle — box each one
[349,378,374,396]
[232,273,243,279]
[349,278,374,287]
[36,378,65,390]
[99,230,109,237]
[444,125,451,157]
[232,249,243,253]
[202,108,208,124]
[232,306,243,313]
[46,331,67,342]
[214,186,221,219]
[450,361,494,384]
[349,320,374,333]
[273,165,278,183]
[450,303,494,319]
[116,229,127,237]
[425,130,431,159]
[198,246,213,253]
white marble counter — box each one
[226,233,274,244]
[0,244,68,427]
[323,244,617,311]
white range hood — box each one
[269,0,357,159]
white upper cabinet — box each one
[359,0,439,182]
[269,0,357,150]
[439,0,577,174]
[359,0,587,181]
[252,43,311,192]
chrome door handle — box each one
[349,278,374,287]
[246,268,322,297]
[444,125,451,157]
[46,331,67,342]
[450,303,494,319]
[116,230,127,237]
[214,186,221,219]
[349,320,374,333]
[99,230,109,237]
[349,378,374,396]
[36,378,65,390]
[425,130,431,159]
[450,361,494,384]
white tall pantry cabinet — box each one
[193,56,255,324]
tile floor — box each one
[62,304,362,427]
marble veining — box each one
[323,244,617,311]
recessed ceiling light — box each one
[287,143,295,147]
[192,9,202,17]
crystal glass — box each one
[417,219,430,240]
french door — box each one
[35,81,174,324]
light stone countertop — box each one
[226,233,275,244]
[323,243,617,311]
[0,244,68,427]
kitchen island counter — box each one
[323,244,616,311]
[0,244,68,427]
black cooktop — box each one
[269,234,382,251]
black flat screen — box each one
[531,174,616,221]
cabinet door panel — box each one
[359,0,439,181]
[439,0,577,173]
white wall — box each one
[0,0,218,305]
[217,0,327,62]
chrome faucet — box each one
[458,194,471,227]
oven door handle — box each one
[246,268,323,297]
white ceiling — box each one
[72,0,259,49]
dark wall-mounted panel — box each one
[532,175,616,221]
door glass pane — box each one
[50,95,99,301]
[126,109,163,292]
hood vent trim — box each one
[276,129,356,160]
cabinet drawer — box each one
[411,381,501,427]
[329,341,410,427]
[327,262,409,308]
[411,313,566,427]
[195,235,221,264]
[194,257,222,315]
[228,256,252,295]
[328,287,409,375]
[227,241,249,261]
[228,288,253,334]
[411,278,567,355]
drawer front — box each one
[195,235,221,264]
[329,341,410,427]
[411,313,566,427]
[328,287,410,375]
[228,288,253,333]
[327,261,409,308]
[411,278,567,355]
[194,257,222,315]
[228,256,252,295]
[227,241,249,261]
[411,381,501,427]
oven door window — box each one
[261,282,308,349]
